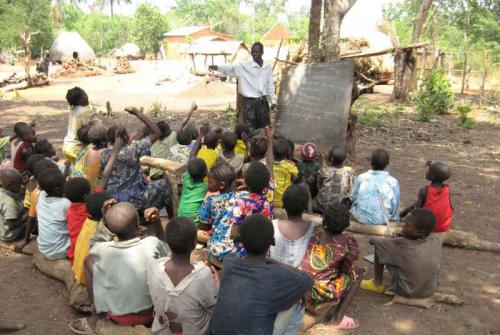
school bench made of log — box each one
[273,209,500,254]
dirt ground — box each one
[0,64,499,334]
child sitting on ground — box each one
[300,200,364,331]
[0,169,27,242]
[63,87,97,163]
[64,177,91,265]
[13,124,37,174]
[234,124,250,159]
[350,149,400,225]
[36,169,71,260]
[84,202,169,326]
[316,146,355,213]
[167,102,198,164]
[196,130,220,171]
[272,137,298,208]
[9,122,34,167]
[178,158,208,226]
[150,121,177,179]
[198,162,238,265]
[206,213,313,335]
[218,131,244,175]
[148,217,218,334]
[401,161,453,233]
[361,208,441,298]
[297,142,321,201]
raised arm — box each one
[209,64,236,77]
[125,107,161,143]
[178,101,198,132]
[190,124,209,159]
[97,135,124,191]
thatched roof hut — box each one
[110,43,143,59]
[49,32,96,63]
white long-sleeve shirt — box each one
[218,61,277,104]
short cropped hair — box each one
[273,138,289,161]
[157,121,171,140]
[187,158,207,182]
[204,131,219,150]
[32,159,58,179]
[85,191,113,220]
[328,146,347,165]
[66,87,89,106]
[27,154,46,174]
[283,184,309,217]
[427,161,451,183]
[323,199,351,235]
[252,42,264,52]
[235,124,250,140]
[77,124,92,145]
[38,169,65,195]
[34,139,54,157]
[104,202,139,237]
[177,127,193,145]
[249,137,267,160]
[244,162,270,194]
[88,123,108,146]
[221,131,237,151]
[64,177,91,203]
[209,162,236,189]
[239,213,274,255]
[107,125,128,144]
[166,217,197,254]
[371,149,390,170]
[408,208,436,236]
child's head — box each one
[64,177,91,203]
[244,161,270,194]
[273,138,289,161]
[249,137,267,160]
[221,131,237,152]
[283,184,309,217]
[77,124,92,145]
[85,191,113,220]
[104,202,139,239]
[187,158,207,183]
[0,169,23,193]
[403,208,436,240]
[88,123,108,149]
[301,142,318,161]
[322,199,351,235]
[285,139,295,160]
[426,161,451,183]
[38,169,65,197]
[32,159,58,179]
[203,130,219,150]
[27,154,46,175]
[166,217,197,255]
[34,139,56,158]
[177,127,194,145]
[240,213,274,256]
[235,124,250,140]
[371,149,389,170]
[66,87,89,107]
[19,125,37,143]
[328,146,346,166]
[207,162,236,193]
[13,122,28,138]
[107,125,129,144]
[157,121,171,140]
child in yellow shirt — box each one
[272,138,298,208]
[234,124,250,159]
[196,130,220,171]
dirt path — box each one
[0,82,499,334]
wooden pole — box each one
[460,52,467,94]
[479,51,488,108]
[272,38,284,71]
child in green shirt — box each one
[178,158,208,226]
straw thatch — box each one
[49,32,96,63]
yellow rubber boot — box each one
[360,279,386,294]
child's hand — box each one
[113,133,125,150]
[190,101,198,112]
[144,207,160,222]
[264,125,274,139]
[235,178,246,191]
[125,106,140,115]
[13,240,28,253]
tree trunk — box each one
[392,0,433,102]
[110,0,114,16]
[308,0,322,63]
[460,52,468,94]
[478,52,488,108]
[322,0,357,62]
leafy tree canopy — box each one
[133,4,169,53]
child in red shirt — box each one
[64,177,91,264]
[13,125,37,174]
[401,161,453,232]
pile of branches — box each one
[0,72,49,92]
[53,59,105,78]
[112,58,134,74]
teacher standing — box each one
[209,42,277,131]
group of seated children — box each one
[0,86,455,334]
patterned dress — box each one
[100,138,171,210]
[198,192,239,260]
[299,226,359,305]
[316,166,355,211]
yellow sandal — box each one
[360,278,386,294]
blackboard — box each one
[276,60,354,150]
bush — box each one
[414,70,454,121]
[456,105,474,129]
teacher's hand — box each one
[271,104,278,113]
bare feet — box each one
[327,315,359,330]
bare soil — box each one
[0,65,499,334]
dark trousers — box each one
[242,97,270,131]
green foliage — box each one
[148,101,167,118]
[414,70,454,121]
[0,0,53,57]
[358,111,384,127]
[456,105,474,128]
[133,4,169,54]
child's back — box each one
[272,138,298,208]
[178,159,208,226]
[317,165,355,210]
[422,161,453,232]
[0,169,25,242]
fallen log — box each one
[273,209,500,254]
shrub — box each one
[414,70,454,121]
[456,105,474,129]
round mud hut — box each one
[49,32,96,64]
